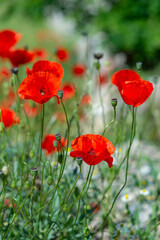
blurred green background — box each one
[1,0,160,69]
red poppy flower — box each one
[0,107,20,127]
[60,82,75,101]
[4,198,16,208]
[56,47,70,62]
[18,60,64,104]
[33,48,48,60]
[91,202,100,214]
[42,134,67,155]
[0,67,11,82]
[8,48,35,67]
[70,134,115,167]
[97,72,108,85]
[112,69,154,107]
[80,94,91,105]
[23,102,42,117]
[72,63,86,77]
[0,30,21,58]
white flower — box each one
[139,189,149,196]
[121,194,133,202]
[2,166,8,176]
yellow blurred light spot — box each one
[68,147,71,152]
[142,189,146,193]
[52,161,55,166]
[142,180,146,185]
[118,148,122,153]
[125,194,129,200]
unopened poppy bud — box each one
[76,157,83,166]
[11,67,19,75]
[58,90,63,99]
[82,31,88,36]
[136,62,142,70]
[11,181,16,189]
[111,98,117,108]
[29,150,35,158]
[55,133,61,142]
[2,166,9,176]
[0,122,5,132]
[94,53,103,60]
[53,140,58,147]
[25,181,30,189]
[95,62,100,70]
[47,176,53,185]
[30,167,38,175]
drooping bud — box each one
[55,133,61,142]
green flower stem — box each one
[72,166,93,230]
[38,104,45,166]
[3,186,35,240]
[102,106,116,136]
[98,66,106,128]
[44,165,82,238]
[101,106,135,231]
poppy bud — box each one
[29,150,35,158]
[30,167,38,175]
[25,181,30,190]
[11,67,19,75]
[58,90,63,99]
[111,98,117,108]
[47,176,53,185]
[136,62,142,70]
[82,31,88,36]
[11,181,16,189]
[76,157,83,166]
[2,166,9,176]
[55,133,61,142]
[53,140,58,147]
[0,122,5,132]
[94,53,103,60]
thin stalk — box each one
[102,106,116,136]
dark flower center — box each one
[88,148,96,155]
[40,87,46,96]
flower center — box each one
[88,148,96,155]
[40,87,46,96]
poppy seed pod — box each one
[94,53,103,60]
[55,133,61,142]
[58,90,63,99]
[11,67,19,75]
[111,98,118,108]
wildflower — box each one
[18,60,64,104]
[23,102,42,117]
[56,47,70,62]
[8,48,35,67]
[72,63,86,77]
[42,134,67,155]
[80,94,91,105]
[121,194,133,202]
[70,134,115,167]
[33,47,48,60]
[91,202,100,213]
[97,72,108,85]
[60,83,75,101]
[112,69,154,107]
[0,30,21,58]
[4,198,16,208]
[0,107,20,128]
[139,189,149,196]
